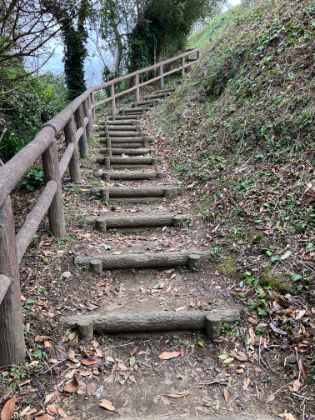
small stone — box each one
[61,271,72,279]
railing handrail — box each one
[0,48,200,206]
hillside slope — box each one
[150,0,314,293]
[146,0,315,411]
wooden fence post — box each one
[42,140,66,238]
[182,56,185,77]
[75,105,89,158]
[0,196,26,366]
[91,93,95,122]
[64,116,81,184]
[160,65,164,90]
[83,98,91,144]
[111,83,116,118]
[135,73,140,104]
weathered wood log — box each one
[105,125,137,131]
[96,170,166,181]
[99,147,150,156]
[74,104,89,158]
[0,196,26,365]
[75,251,208,272]
[64,117,81,183]
[103,115,138,124]
[87,213,191,232]
[105,131,140,138]
[16,181,58,263]
[103,142,145,149]
[100,137,143,143]
[120,107,146,113]
[97,156,159,166]
[108,115,140,121]
[62,309,240,341]
[42,140,66,238]
[99,119,137,126]
[92,186,179,204]
[0,275,11,305]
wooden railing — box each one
[0,48,201,366]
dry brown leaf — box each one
[223,357,234,365]
[0,396,17,420]
[64,375,79,394]
[266,394,275,402]
[35,415,54,420]
[298,359,307,381]
[167,391,190,399]
[223,388,230,402]
[44,391,59,405]
[47,405,58,415]
[81,358,97,366]
[159,351,180,360]
[95,348,103,358]
[99,400,116,412]
[34,335,50,343]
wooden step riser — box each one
[99,148,150,156]
[87,214,190,232]
[95,171,166,181]
[93,186,178,199]
[96,157,158,165]
[75,251,208,272]
[62,309,240,341]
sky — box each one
[40,0,243,86]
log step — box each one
[92,185,179,204]
[100,137,144,143]
[95,170,166,181]
[106,131,140,138]
[105,125,137,131]
[104,142,145,149]
[75,250,209,272]
[87,213,191,232]
[96,156,159,166]
[99,147,150,156]
[62,309,240,341]
[100,119,138,125]
[108,115,141,120]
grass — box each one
[150,0,315,298]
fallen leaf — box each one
[35,336,50,343]
[47,405,58,415]
[266,394,275,402]
[298,359,307,381]
[223,357,234,365]
[167,391,190,398]
[223,388,230,402]
[0,396,17,420]
[270,322,287,336]
[159,351,181,360]
[81,358,97,366]
[99,400,116,412]
[64,375,79,394]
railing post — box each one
[64,116,82,184]
[135,73,140,104]
[196,49,200,61]
[160,64,164,90]
[83,98,91,144]
[42,140,66,238]
[0,196,26,366]
[91,93,95,122]
[111,83,116,118]
[75,105,89,158]
[182,56,185,77]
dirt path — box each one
[4,87,295,419]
